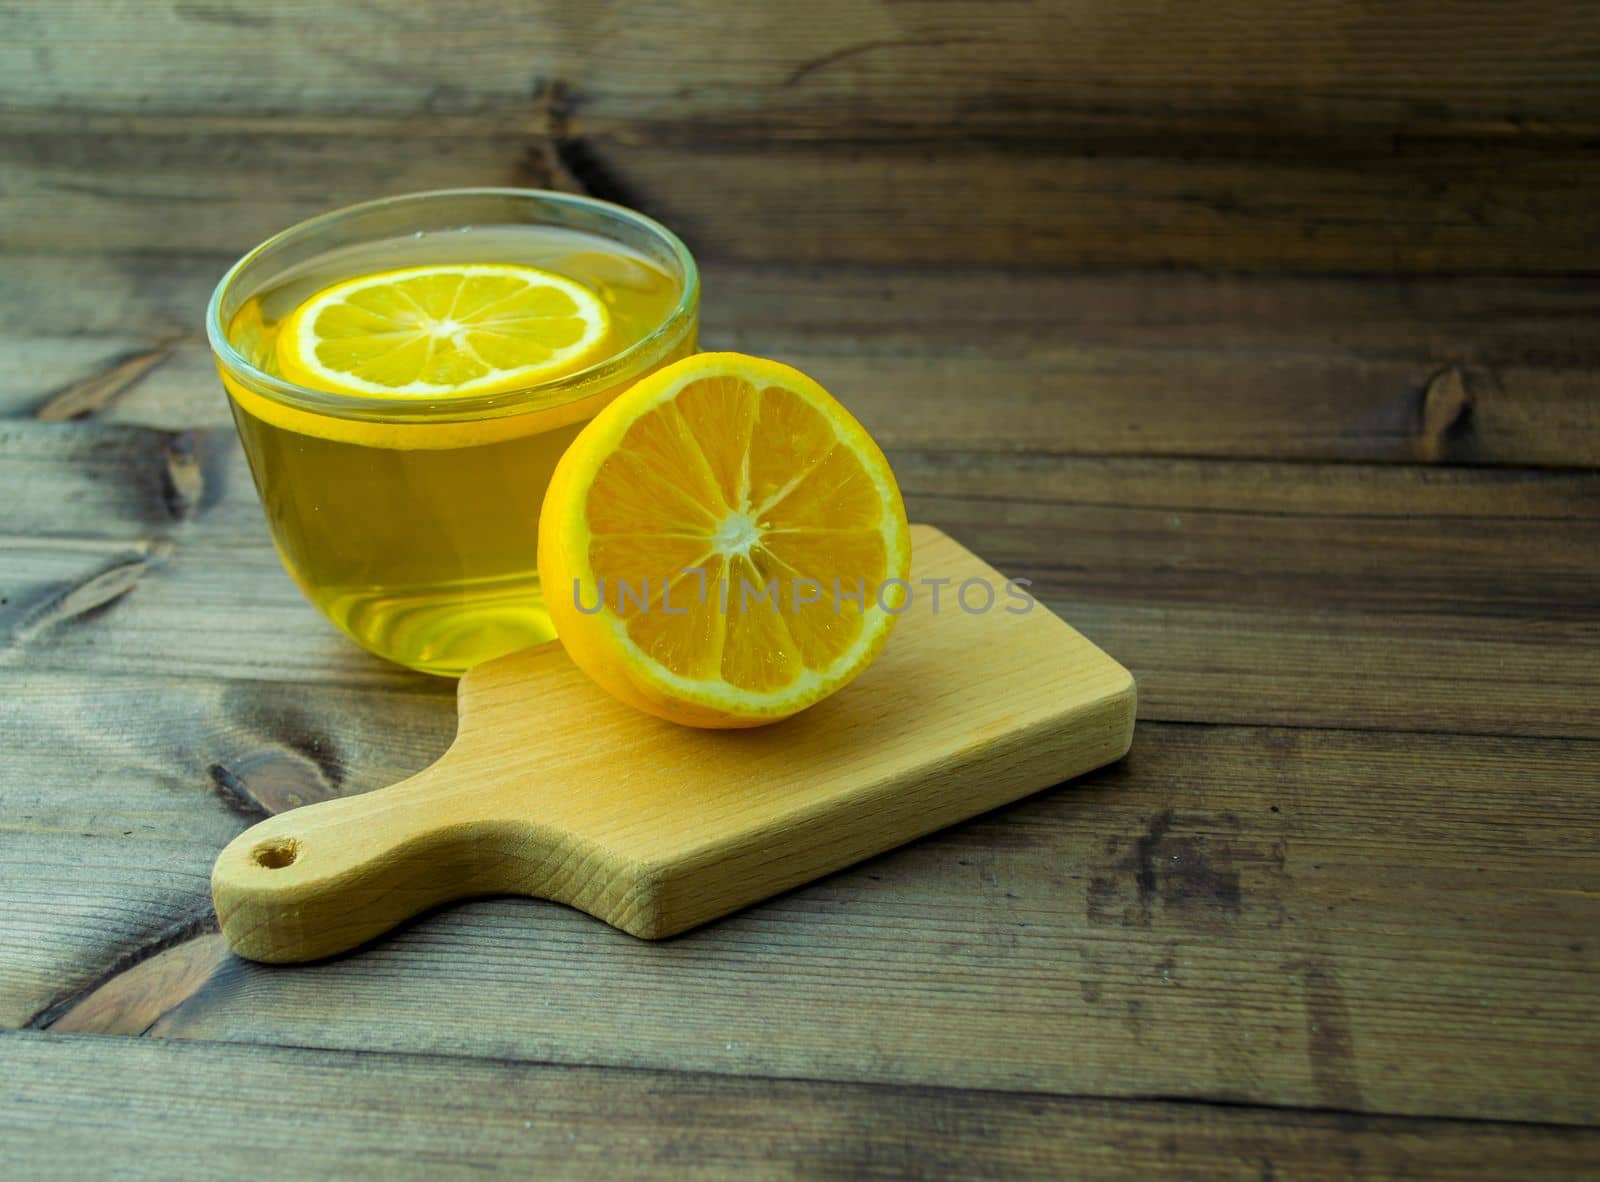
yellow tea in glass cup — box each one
[206,189,698,676]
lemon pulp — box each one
[277,263,610,398]
[539,352,911,727]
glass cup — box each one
[207,189,699,677]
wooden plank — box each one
[10,253,1600,359]
[15,717,1592,1124]
[584,133,1600,273]
[3,423,1598,734]
[19,423,1599,599]
[6,1033,1596,1182]
[909,460,1600,617]
[0,114,532,260]
[4,261,1599,467]
[0,253,227,341]
[10,336,1600,468]
[1048,600,1600,740]
[5,3,1597,270]
[0,421,258,541]
[4,1,1596,134]
[5,113,1597,271]
[912,455,1600,739]
[10,515,1599,737]
[0,671,451,1027]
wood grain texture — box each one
[6,257,1598,466]
[561,133,1600,272]
[6,2,1597,271]
[8,1032,1597,1182]
[7,329,1598,466]
[5,113,1597,271]
[11,253,1600,362]
[112,724,1600,1124]
[212,526,1136,960]
[5,1,1596,132]
[1,232,1597,1161]
[6,702,1598,1122]
[0,114,531,258]
[0,670,450,1027]
[4,420,1598,737]
[10,667,1597,1124]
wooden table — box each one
[4,3,1598,1177]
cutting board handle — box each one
[210,759,563,963]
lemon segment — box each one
[276,263,611,399]
[539,352,912,729]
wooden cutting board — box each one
[212,525,1136,962]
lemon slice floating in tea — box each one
[276,263,611,398]
[539,351,912,728]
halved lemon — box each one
[276,263,611,398]
[539,352,912,728]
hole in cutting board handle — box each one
[253,838,300,869]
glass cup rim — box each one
[205,187,700,423]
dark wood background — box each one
[3,2,1597,1176]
